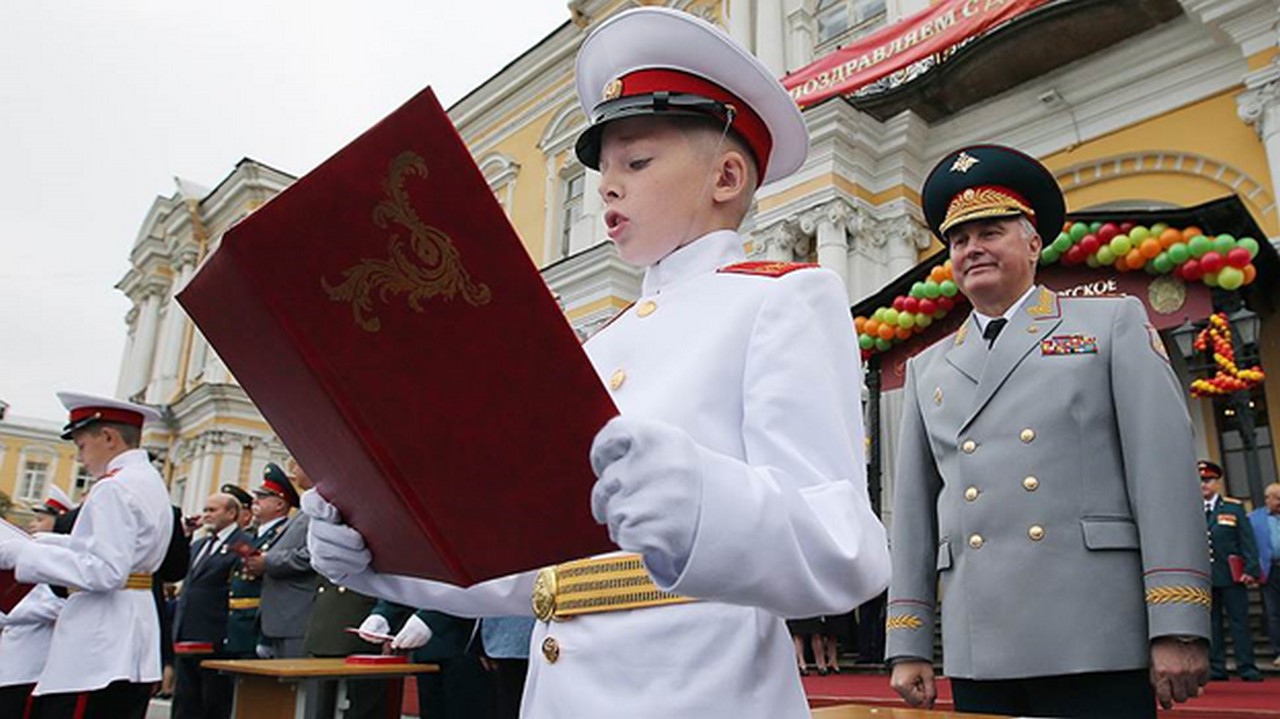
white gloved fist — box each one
[589,416,703,584]
[0,539,22,571]
[391,614,433,651]
[356,613,391,645]
[303,489,372,581]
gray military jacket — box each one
[886,287,1210,679]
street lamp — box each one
[1170,302,1266,506]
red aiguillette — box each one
[178,87,617,586]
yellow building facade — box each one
[0,401,83,524]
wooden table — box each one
[812,704,1008,718]
[203,657,438,719]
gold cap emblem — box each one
[951,151,980,173]
[603,78,623,102]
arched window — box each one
[816,0,887,47]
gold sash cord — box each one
[532,553,697,621]
[228,597,262,610]
[68,572,153,594]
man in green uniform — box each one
[1200,460,1263,681]
[223,464,292,657]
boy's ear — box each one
[711,149,751,206]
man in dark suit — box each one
[1200,460,1263,681]
[242,463,316,659]
[359,602,485,719]
[172,492,249,719]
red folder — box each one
[1,520,33,612]
[178,88,617,586]
[1228,554,1247,584]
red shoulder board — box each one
[98,467,122,481]
[717,261,819,277]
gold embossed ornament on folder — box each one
[322,151,492,332]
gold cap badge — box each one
[603,78,623,102]
[950,151,979,173]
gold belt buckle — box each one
[532,566,559,622]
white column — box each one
[801,200,855,299]
[125,291,162,399]
[757,220,801,261]
[115,307,138,398]
[728,0,753,49]
[1238,66,1280,241]
[755,0,786,76]
[147,260,196,403]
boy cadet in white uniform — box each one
[0,393,173,719]
[304,8,890,719]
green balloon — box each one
[1152,253,1173,274]
[1041,249,1060,265]
[940,280,958,297]
[1150,222,1169,236]
[1204,271,1219,287]
[884,308,900,325]
[873,307,887,322]
[1109,236,1132,256]
[1069,223,1088,241]
[1212,235,1235,255]
[1096,246,1115,265]
[923,280,941,298]
[1167,243,1190,264]
[1239,237,1260,258]
[1188,235,1211,258]
[1216,233,1236,244]
[1128,226,1150,243]
[1052,235,1072,253]
[1085,254,1101,268]
[916,314,933,328]
[897,312,916,329]
[874,337,892,352]
[1218,266,1244,290]
[910,281,927,298]
[858,333,874,350]
[1089,221,1102,233]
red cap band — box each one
[45,498,69,513]
[614,69,773,180]
[68,407,145,429]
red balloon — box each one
[1227,247,1252,268]
[903,297,920,314]
[918,298,937,315]
[1079,235,1100,255]
[1064,245,1085,265]
[937,296,955,312]
[1119,222,1135,234]
[892,296,906,311]
[1097,223,1119,242]
[1181,258,1203,281]
[1199,251,1224,274]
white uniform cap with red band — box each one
[32,484,76,516]
[56,391,162,440]
[573,7,807,186]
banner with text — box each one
[783,0,1050,108]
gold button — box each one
[1023,476,1039,491]
[337,586,346,593]
[968,534,984,549]
[1027,325,1040,334]
[1028,525,1045,541]
[541,636,560,664]
[609,369,626,390]
[636,300,657,318]
[1020,428,1035,443]
[964,486,979,502]
[317,585,326,593]
[962,440,977,454]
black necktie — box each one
[983,318,1008,349]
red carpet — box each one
[802,671,1280,717]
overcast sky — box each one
[0,1,570,423]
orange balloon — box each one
[878,323,896,341]
[1139,239,1162,259]
[895,326,913,340]
[1159,228,1182,249]
[1243,264,1257,285]
[930,266,946,283]
[1182,226,1203,241]
[854,316,868,334]
[865,319,880,337]
[1114,255,1131,272]
[1125,248,1145,268]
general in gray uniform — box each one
[886,145,1211,719]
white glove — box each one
[302,489,372,580]
[589,416,703,584]
[356,613,391,644]
[0,539,21,571]
[391,614,433,651]
[255,643,274,659]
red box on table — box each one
[178,88,617,586]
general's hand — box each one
[589,417,702,582]
[390,614,433,651]
[889,660,937,709]
[242,553,266,578]
[356,613,391,645]
[1150,636,1209,709]
[302,489,372,581]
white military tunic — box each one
[0,585,64,687]
[12,449,173,694]
[331,230,890,718]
